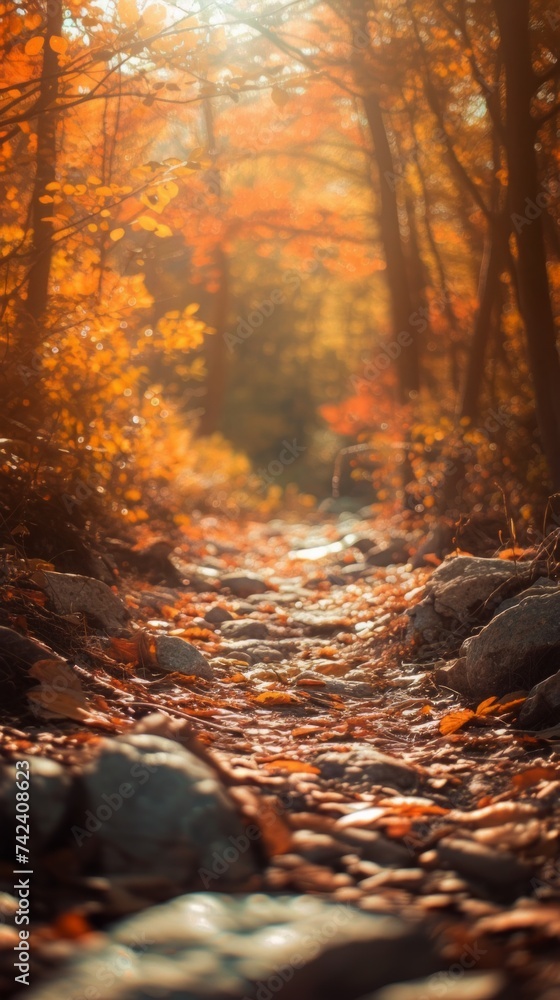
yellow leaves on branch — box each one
[110,228,125,241]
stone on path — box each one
[24,892,437,1000]
[32,570,130,634]
[220,572,270,597]
[313,746,421,792]
[154,634,214,679]
[75,734,257,887]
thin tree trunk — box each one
[25,1,63,331]
[361,91,420,402]
[197,96,230,436]
[459,227,502,421]
[198,245,229,435]
[495,0,560,489]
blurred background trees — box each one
[0,0,559,526]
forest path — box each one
[1,514,560,999]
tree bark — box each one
[361,91,420,402]
[25,1,63,330]
[459,225,503,421]
[495,0,560,489]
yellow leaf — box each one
[154,223,173,238]
[49,35,68,54]
[25,36,44,55]
[87,223,98,232]
[137,215,157,231]
[439,709,475,736]
[110,227,125,241]
[87,175,102,185]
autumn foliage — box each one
[0,0,559,527]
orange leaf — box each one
[25,36,44,55]
[49,35,68,54]
[512,767,560,790]
[475,696,498,716]
[107,637,139,663]
[255,692,298,706]
[439,708,475,736]
[263,759,320,774]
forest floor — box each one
[1,511,560,999]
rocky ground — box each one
[1,510,560,1000]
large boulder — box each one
[24,893,437,1000]
[407,557,531,651]
[436,587,560,700]
[73,734,258,888]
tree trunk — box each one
[197,96,229,436]
[361,91,420,403]
[197,245,230,435]
[459,225,503,421]
[495,0,560,489]
[25,1,63,330]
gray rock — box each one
[314,746,419,791]
[367,971,508,1000]
[220,573,270,598]
[434,837,533,890]
[366,538,409,567]
[219,620,269,640]
[75,734,257,886]
[204,605,234,624]
[453,590,560,700]
[493,577,560,616]
[518,670,560,728]
[32,570,129,634]
[296,673,377,698]
[407,556,526,649]
[24,893,437,1000]
[154,634,214,680]
[338,563,370,580]
[338,828,414,867]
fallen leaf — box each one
[439,708,475,735]
[512,767,560,790]
[255,691,298,705]
[263,760,320,774]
